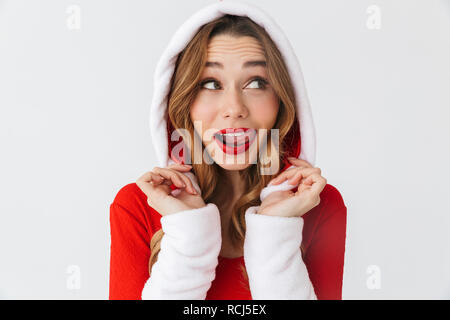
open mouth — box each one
[213,128,257,155]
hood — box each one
[149,0,316,172]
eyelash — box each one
[198,77,269,90]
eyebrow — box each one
[205,60,267,69]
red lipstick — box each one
[213,128,257,155]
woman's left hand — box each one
[258,158,327,218]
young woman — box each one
[109,1,347,300]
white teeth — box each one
[222,132,245,137]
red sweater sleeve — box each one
[109,183,158,300]
[108,183,347,300]
[303,185,347,300]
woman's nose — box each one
[221,88,249,119]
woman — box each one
[109,1,347,300]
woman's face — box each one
[190,34,280,171]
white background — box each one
[0,0,449,299]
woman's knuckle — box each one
[186,177,194,187]
[152,167,161,173]
[173,170,183,178]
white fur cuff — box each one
[243,205,316,300]
[141,203,222,300]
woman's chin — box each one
[215,162,253,171]
[211,147,259,170]
[203,137,261,170]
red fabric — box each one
[109,182,347,300]
[110,108,346,300]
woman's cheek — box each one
[247,90,279,120]
[250,102,279,127]
[191,94,217,118]
[190,101,217,136]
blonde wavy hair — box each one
[149,14,302,288]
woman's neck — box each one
[225,169,243,193]
[211,169,242,218]
[217,170,245,258]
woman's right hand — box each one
[136,163,206,216]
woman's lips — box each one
[213,129,257,155]
[214,128,254,145]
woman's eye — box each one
[200,80,220,90]
[199,77,268,90]
[246,78,267,89]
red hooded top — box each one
[109,1,347,300]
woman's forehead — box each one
[206,35,265,61]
